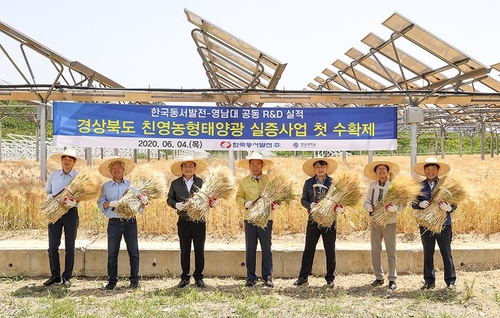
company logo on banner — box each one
[52,102,397,151]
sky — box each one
[1,0,500,91]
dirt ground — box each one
[3,228,499,248]
[1,230,500,317]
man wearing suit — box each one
[412,157,457,290]
[167,157,208,288]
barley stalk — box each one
[414,176,467,234]
[40,168,101,224]
[371,175,422,228]
[115,169,167,219]
[310,171,363,228]
[185,166,235,222]
[247,168,295,229]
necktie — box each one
[429,181,435,190]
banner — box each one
[52,102,397,151]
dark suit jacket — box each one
[167,175,203,220]
[412,177,456,226]
[300,175,334,222]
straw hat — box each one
[49,148,86,166]
[171,156,207,177]
[413,157,450,176]
[363,160,400,180]
[238,152,274,170]
[98,157,136,179]
[302,157,338,177]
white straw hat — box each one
[98,157,136,179]
[413,157,450,176]
[363,160,400,180]
[302,157,338,177]
[49,148,86,166]
[170,156,207,177]
[238,152,274,170]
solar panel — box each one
[185,9,287,107]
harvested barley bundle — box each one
[414,176,467,234]
[371,175,422,228]
[310,171,363,228]
[247,169,294,229]
[41,168,101,224]
[115,170,167,219]
[185,166,235,221]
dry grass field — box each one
[1,270,500,317]
[1,154,500,317]
[0,154,499,237]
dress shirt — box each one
[45,169,78,195]
[97,178,144,218]
[363,179,401,224]
[184,176,194,192]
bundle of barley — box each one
[310,171,363,228]
[414,176,467,234]
[247,169,294,229]
[115,170,167,219]
[41,168,101,224]
[185,166,235,221]
[371,175,422,228]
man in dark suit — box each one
[412,157,457,290]
[167,157,208,288]
[293,157,343,288]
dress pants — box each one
[298,220,336,282]
[420,225,456,285]
[48,207,79,280]
[107,218,139,283]
[370,222,397,281]
[245,220,273,281]
[177,218,206,281]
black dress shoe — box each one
[420,282,435,290]
[62,278,71,288]
[129,281,139,289]
[245,279,257,287]
[326,281,335,288]
[263,277,274,288]
[371,279,384,287]
[105,281,117,290]
[43,276,61,286]
[195,279,205,288]
[178,279,190,288]
[293,277,308,286]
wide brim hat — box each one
[413,157,450,176]
[171,156,207,177]
[302,157,338,177]
[98,157,136,179]
[238,152,274,170]
[49,148,86,166]
[364,160,400,180]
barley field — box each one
[0,154,499,237]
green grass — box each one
[1,274,499,318]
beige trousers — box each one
[370,222,397,281]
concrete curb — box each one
[1,239,499,278]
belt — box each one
[109,217,136,222]
[178,216,205,223]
